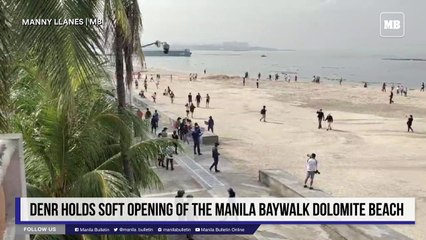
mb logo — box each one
[380,12,405,37]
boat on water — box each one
[144,49,192,57]
[261,54,267,57]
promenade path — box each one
[133,93,336,240]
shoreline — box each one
[143,66,421,90]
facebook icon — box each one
[380,12,405,37]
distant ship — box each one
[144,49,192,57]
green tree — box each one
[103,0,145,186]
[12,65,170,239]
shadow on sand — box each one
[264,121,284,125]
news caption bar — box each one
[16,197,415,235]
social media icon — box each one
[74,228,79,232]
[114,228,118,232]
[158,227,162,232]
[195,228,201,232]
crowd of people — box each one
[244,71,298,87]
[134,70,423,193]
[133,73,220,177]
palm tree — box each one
[124,0,145,106]
[0,0,13,132]
[11,65,170,239]
[103,0,142,185]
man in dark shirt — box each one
[172,130,179,154]
[316,109,325,129]
[188,92,192,103]
[259,106,266,122]
[196,93,202,107]
[407,115,414,132]
[207,116,214,133]
[191,123,202,155]
[210,142,220,172]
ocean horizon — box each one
[145,49,426,88]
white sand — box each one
[135,69,426,239]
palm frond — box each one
[15,0,106,101]
[26,184,50,197]
[98,138,178,190]
[69,170,131,197]
[33,235,68,240]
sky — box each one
[139,0,426,52]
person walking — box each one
[185,103,190,117]
[258,72,261,79]
[144,79,148,92]
[207,116,214,133]
[189,103,196,118]
[390,91,394,104]
[192,123,203,155]
[209,142,220,172]
[179,119,187,140]
[206,94,210,108]
[151,114,158,134]
[170,91,175,103]
[172,130,179,154]
[256,79,259,88]
[325,113,334,131]
[259,106,266,122]
[382,82,387,92]
[196,93,202,107]
[157,147,165,168]
[152,92,157,103]
[407,115,414,132]
[164,145,174,171]
[145,108,152,120]
[316,109,325,129]
[304,153,319,190]
[188,92,193,104]
[183,119,191,144]
[421,82,425,92]
[153,110,159,120]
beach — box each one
[135,69,426,239]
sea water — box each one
[145,49,426,88]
